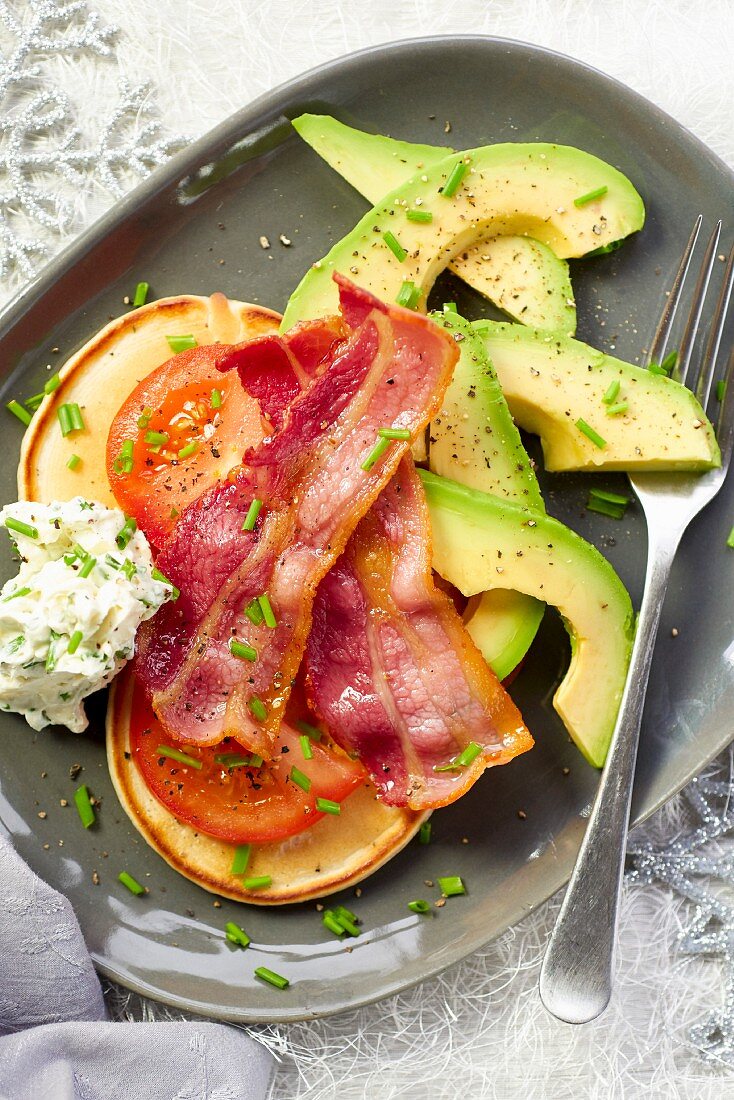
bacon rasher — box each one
[134,276,459,754]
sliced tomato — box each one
[129,677,366,844]
[107,345,265,548]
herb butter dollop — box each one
[0,498,173,732]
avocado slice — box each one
[475,321,720,471]
[428,310,545,679]
[292,113,576,333]
[281,140,644,331]
[419,469,635,767]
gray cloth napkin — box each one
[0,836,274,1100]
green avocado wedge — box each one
[475,321,720,471]
[291,113,577,333]
[420,469,635,767]
[281,141,645,331]
[428,310,545,679]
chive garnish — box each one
[254,966,289,990]
[383,231,407,262]
[57,403,84,435]
[113,439,135,475]
[258,593,276,628]
[45,631,59,673]
[661,349,678,373]
[74,784,95,828]
[299,734,313,761]
[66,454,81,470]
[2,585,30,601]
[315,797,340,815]
[67,629,83,655]
[230,844,251,875]
[602,380,620,405]
[396,280,421,310]
[587,497,626,520]
[115,516,137,550]
[377,426,411,441]
[244,598,264,625]
[211,388,222,409]
[419,820,432,844]
[605,401,628,417]
[133,281,149,307]
[648,363,669,377]
[441,160,468,198]
[333,905,360,936]
[590,488,630,507]
[57,405,72,435]
[166,334,197,353]
[229,639,257,662]
[177,440,198,460]
[4,517,38,540]
[243,875,272,890]
[323,911,346,936]
[144,429,169,446]
[137,406,153,429]
[406,208,433,223]
[7,400,32,427]
[151,567,180,600]
[408,899,431,914]
[225,922,251,948]
[248,754,264,767]
[118,871,145,896]
[242,499,262,531]
[44,373,61,395]
[575,418,606,449]
[574,185,608,207]
[215,752,256,769]
[156,745,203,769]
[296,720,322,742]
[79,556,96,579]
[717,380,727,402]
[248,696,267,721]
[361,436,391,472]
[437,875,466,897]
[290,766,311,792]
[727,526,734,549]
[454,742,483,767]
[25,393,44,412]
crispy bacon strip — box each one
[305,458,533,810]
[135,276,459,753]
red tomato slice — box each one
[106,345,265,548]
[129,677,366,844]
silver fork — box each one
[539,216,734,1025]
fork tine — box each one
[647,214,702,368]
[696,243,734,408]
[675,220,722,386]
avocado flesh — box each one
[428,311,545,679]
[476,322,720,471]
[281,141,645,331]
[291,113,576,334]
[420,469,635,767]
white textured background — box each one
[5,2,734,1098]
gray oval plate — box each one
[1,36,733,1024]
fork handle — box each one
[538,532,681,1024]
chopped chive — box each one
[215,752,255,769]
[648,363,669,376]
[717,380,727,402]
[437,875,466,897]
[137,406,153,429]
[230,844,251,875]
[574,185,608,207]
[74,784,95,828]
[211,388,222,409]
[169,506,179,520]
[334,903,358,923]
[177,440,199,460]
[166,334,197,353]
[120,439,134,459]
[4,517,38,539]
[258,593,276,628]
[244,598,264,625]
[333,905,360,936]
[243,875,272,890]
[361,436,391,472]
[151,567,180,600]
[242,499,262,531]
[133,281,149,307]
[377,426,411,441]
[290,766,311,792]
[419,820,432,844]
[323,911,346,936]
[57,405,72,435]
[156,744,203,769]
[396,280,421,309]
[587,498,626,520]
[66,403,84,432]
[406,208,433,223]
[727,526,734,549]
[7,400,32,427]
[225,921,251,948]
[118,871,145,896]
[66,454,81,471]
[25,393,44,412]
[105,554,122,571]
[79,556,96,579]
[248,696,267,721]
[45,631,60,673]
[248,754,264,767]
[115,516,137,550]
[44,373,61,395]
[606,401,628,417]
[383,230,407,262]
[589,488,630,506]
[122,559,137,581]
[602,379,620,405]
[315,797,340,815]
[6,635,24,653]
[296,720,323,742]
[454,741,483,767]
[2,585,30,601]
[408,899,431,914]
[299,734,314,760]
[144,429,169,446]
[575,418,606,449]
[441,160,468,198]
[229,639,257,662]
[67,629,83,655]
[254,966,288,990]
[661,349,678,373]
